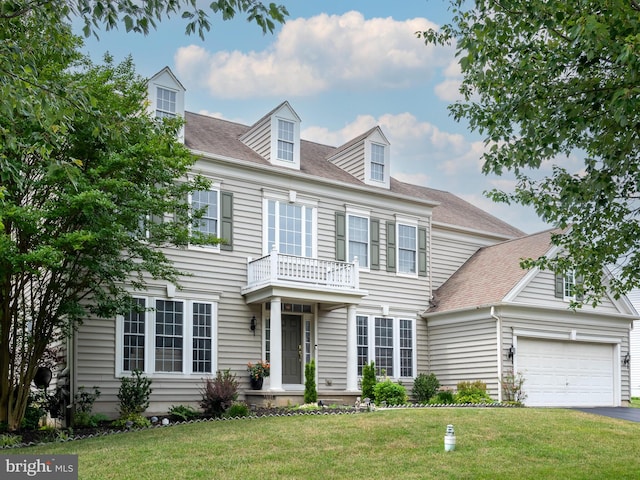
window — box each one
[191,190,219,237]
[277,119,294,161]
[118,298,216,376]
[564,270,576,300]
[398,224,417,274]
[356,315,414,379]
[399,319,413,377]
[192,302,212,373]
[266,199,314,257]
[370,143,385,182]
[348,215,369,267]
[156,87,176,119]
[155,300,184,373]
[123,298,146,371]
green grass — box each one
[5,408,640,479]
[631,397,640,408]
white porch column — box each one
[269,297,283,391]
[346,304,358,391]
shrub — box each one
[304,360,318,404]
[412,373,440,403]
[361,361,377,401]
[73,412,109,428]
[0,434,22,447]
[373,379,408,406]
[429,390,455,404]
[111,413,151,429]
[200,369,239,417]
[168,404,200,422]
[501,369,527,405]
[74,386,101,414]
[455,380,494,404]
[117,370,152,416]
[225,402,250,418]
[21,392,47,430]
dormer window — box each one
[370,143,386,182]
[277,119,295,162]
[156,87,177,119]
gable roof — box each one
[428,229,560,313]
[184,111,525,239]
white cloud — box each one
[174,11,451,98]
[434,59,463,101]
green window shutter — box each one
[418,227,427,277]
[220,191,233,251]
[335,211,346,261]
[370,218,380,270]
[554,273,564,298]
[386,221,396,272]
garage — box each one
[517,338,616,407]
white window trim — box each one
[346,205,371,271]
[563,269,577,302]
[270,114,300,169]
[356,314,416,380]
[155,86,178,118]
[262,191,318,257]
[188,180,221,252]
[364,139,390,189]
[116,296,218,378]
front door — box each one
[282,314,302,384]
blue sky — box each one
[78,0,551,233]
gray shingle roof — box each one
[429,229,561,313]
[184,111,525,239]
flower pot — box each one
[250,376,264,390]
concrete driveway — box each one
[572,407,640,422]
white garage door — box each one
[517,338,615,407]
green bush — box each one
[73,412,109,428]
[21,392,47,430]
[361,361,377,402]
[373,379,408,406]
[200,369,239,417]
[225,402,250,418]
[118,370,152,416]
[111,413,151,429]
[0,434,22,447]
[304,360,318,404]
[429,390,455,404]
[412,373,440,403]
[455,380,494,404]
[168,405,200,422]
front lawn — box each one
[631,397,640,408]
[5,408,640,479]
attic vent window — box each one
[156,87,176,119]
[277,119,294,161]
[370,143,385,181]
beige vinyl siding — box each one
[515,270,621,313]
[329,144,365,182]
[76,156,434,414]
[239,120,271,160]
[431,229,493,291]
[427,315,500,397]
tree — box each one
[0,27,217,430]
[1,0,287,432]
[420,1,640,306]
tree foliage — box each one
[0,24,215,430]
[421,1,640,305]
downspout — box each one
[491,306,503,403]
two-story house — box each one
[68,67,635,415]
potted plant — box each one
[247,360,270,390]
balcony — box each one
[241,249,368,306]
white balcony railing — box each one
[246,248,360,291]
